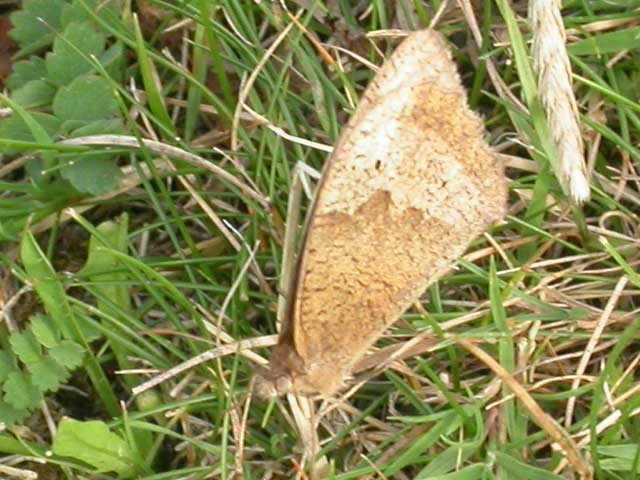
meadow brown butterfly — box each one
[257,30,507,397]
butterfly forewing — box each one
[259,30,507,397]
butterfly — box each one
[257,30,507,397]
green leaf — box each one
[569,27,640,56]
[60,153,122,195]
[53,75,118,123]
[20,231,120,417]
[9,0,65,52]
[0,401,30,428]
[29,314,60,349]
[69,118,125,137]
[80,215,132,315]
[100,44,126,82]
[494,0,563,239]
[2,372,42,410]
[384,412,459,476]
[598,444,640,460]
[494,451,565,479]
[133,15,176,137]
[416,463,488,480]
[26,160,80,197]
[415,445,478,477]
[0,112,60,154]
[52,418,136,476]
[598,444,640,471]
[600,237,640,289]
[49,340,84,369]
[6,58,47,90]
[75,316,102,343]
[45,21,106,87]
[0,94,56,161]
[28,358,69,392]
[61,0,121,27]
[9,330,42,365]
[601,458,635,472]
[0,351,16,382]
[0,90,58,187]
[21,232,74,339]
[11,80,56,108]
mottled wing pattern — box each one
[259,30,507,397]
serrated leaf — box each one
[21,232,119,416]
[9,0,65,52]
[61,0,121,28]
[9,330,42,365]
[30,314,60,349]
[20,231,74,339]
[28,358,69,392]
[49,341,84,369]
[2,372,42,410]
[0,351,16,383]
[45,21,105,87]
[6,57,47,90]
[52,418,135,476]
[11,79,56,108]
[53,75,118,123]
[60,153,122,195]
[0,401,30,428]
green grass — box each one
[1,1,639,479]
